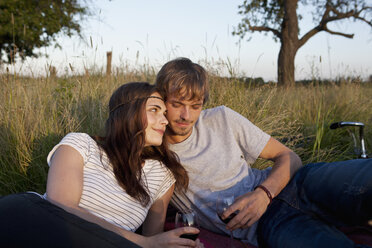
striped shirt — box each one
[45,133,175,232]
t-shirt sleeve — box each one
[46,133,91,166]
[223,106,271,165]
[154,165,176,201]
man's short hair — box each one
[155,57,209,103]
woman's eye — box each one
[149,108,157,112]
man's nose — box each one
[180,106,190,120]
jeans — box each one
[257,159,372,248]
[0,193,140,248]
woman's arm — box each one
[142,184,204,248]
[46,145,149,245]
[46,145,200,248]
[142,184,175,236]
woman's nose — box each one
[160,114,168,125]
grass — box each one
[1,68,371,195]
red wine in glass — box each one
[175,209,200,241]
[216,192,236,248]
[180,233,198,241]
[218,212,238,224]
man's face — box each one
[165,94,204,144]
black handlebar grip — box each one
[330,122,341,129]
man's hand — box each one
[220,138,302,231]
[221,188,270,230]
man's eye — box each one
[172,103,181,108]
[192,105,202,110]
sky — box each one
[9,0,372,81]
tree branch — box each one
[320,3,332,23]
[298,2,371,48]
[298,3,332,48]
[325,5,371,25]
[249,25,281,38]
[323,26,354,38]
[354,16,372,27]
[324,11,355,22]
[298,26,321,48]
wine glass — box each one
[216,192,237,248]
[175,209,200,241]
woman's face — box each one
[144,92,168,147]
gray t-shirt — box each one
[170,106,271,246]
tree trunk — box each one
[277,41,297,86]
[278,0,299,87]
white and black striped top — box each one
[45,133,175,232]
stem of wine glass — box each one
[229,230,234,248]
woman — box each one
[0,82,202,248]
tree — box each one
[0,0,90,63]
[233,0,372,86]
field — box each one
[1,70,371,195]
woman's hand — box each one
[143,227,201,248]
[195,238,204,248]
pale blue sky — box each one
[16,0,372,81]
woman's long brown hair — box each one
[94,82,188,206]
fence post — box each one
[106,51,112,76]
[49,66,57,78]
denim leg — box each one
[298,159,372,225]
[258,200,371,248]
[276,159,372,226]
[258,159,372,248]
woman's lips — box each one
[154,128,165,135]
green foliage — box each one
[233,0,284,39]
[54,78,77,104]
[0,0,89,63]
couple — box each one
[1,58,371,248]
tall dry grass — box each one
[1,69,371,195]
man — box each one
[155,57,372,247]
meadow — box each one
[1,68,371,195]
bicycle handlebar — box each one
[329,121,365,129]
[329,121,368,159]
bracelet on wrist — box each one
[254,185,273,205]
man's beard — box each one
[168,121,193,136]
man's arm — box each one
[256,137,303,200]
[222,137,302,230]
